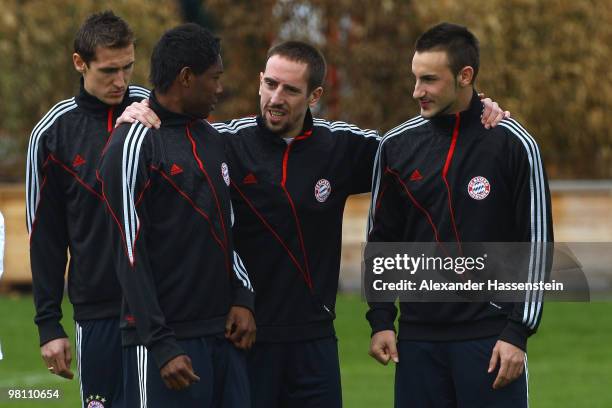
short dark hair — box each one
[267,41,327,93]
[150,23,221,94]
[74,10,134,65]
[415,22,480,83]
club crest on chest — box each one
[467,176,491,200]
[314,179,331,202]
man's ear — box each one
[457,66,474,87]
[309,86,324,107]
[73,53,87,74]
[179,67,192,87]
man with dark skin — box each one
[99,24,254,406]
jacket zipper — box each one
[442,112,463,252]
[280,130,314,290]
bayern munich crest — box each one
[314,179,332,202]
[467,176,491,200]
[221,162,230,186]
[86,394,106,408]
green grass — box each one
[0,296,78,406]
[336,296,612,407]
[0,294,610,407]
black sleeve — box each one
[498,120,554,351]
[221,134,256,312]
[228,201,255,312]
[99,122,184,369]
[365,138,405,335]
[26,127,69,346]
[367,139,407,243]
[346,128,381,194]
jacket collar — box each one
[148,91,204,127]
[255,108,315,146]
[74,78,131,117]
[429,91,483,133]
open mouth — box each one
[267,108,287,123]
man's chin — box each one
[264,118,287,135]
[102,96,123,106]
[420,109,436,119]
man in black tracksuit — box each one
[99,24,255,407]
[26,11,149,407]
[367,23,553,407]
[216,109,379,407]
[211,42,380,407]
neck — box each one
[83,82,94,97]
[155,91,187,115]
[283,111,307,139]
[82,82,112,106]
[447,85,473,114]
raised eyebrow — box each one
[122,61,135,69]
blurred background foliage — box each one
[0,0,180,179]
[0,0,610,180]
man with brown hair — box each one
[26,10,148,407]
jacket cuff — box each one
[232,286,255,315]
[366,308,396,337]
[149,338,185,369]
[38,321,68,346]
[498,320,530,352]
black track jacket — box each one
[99,93,254,368]
[213,110,380,342]
[366,93,553,351]
[26,82,149,346]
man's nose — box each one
[113,71,127,89]
[269,87,284,105]
[413,82,425,99]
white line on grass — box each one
[0,372,66,387]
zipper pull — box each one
[322,304,336,319]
